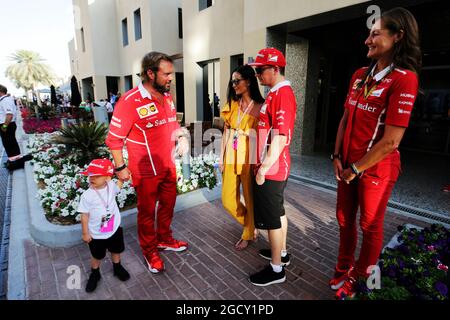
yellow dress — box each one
[220,100,259,241]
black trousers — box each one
[0,122,21,158]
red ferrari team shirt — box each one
[257,81,297,181]
[342,64,419,165]
[105,83,180,180]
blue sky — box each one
[0,0,75,95]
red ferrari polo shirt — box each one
[257,81,297,181]
[342,64,419,165]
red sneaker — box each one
[144,251,165,273]
[329,266,352,290]
[335,276,358,300]
[443,185,450,193]
[157,238,188,252]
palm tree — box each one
[5,50,55,108]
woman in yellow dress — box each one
[220,65,265,250]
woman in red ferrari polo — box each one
[330,7,422,299]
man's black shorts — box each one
[89,227,125,260]
[253,179,288,230]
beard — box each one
[153,74,171,94]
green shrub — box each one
[54,122,108,165]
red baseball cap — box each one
[248,48,286,67]
[81,159,114,177]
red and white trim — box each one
[109,131,126,140]
[367,109,386,152]
[134,124,157,176]
[126,138,146,146]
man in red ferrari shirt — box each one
[248,48,297,286]
[105,52,190,274]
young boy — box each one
[78,158,130,293]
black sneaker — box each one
[22,154,33,162]
[6,159,24,171]
[258,249,291,266]
[113,263,130,281]
[249,265,286,286]
[85,269,101,293]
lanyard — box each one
[363,76,378,99]
[236,99,254,130]
[362,65,393,100]
[92,183,110,211]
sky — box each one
[0,0,75,96]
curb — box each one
[7,170,28,300]
[23,139,222,248]
[7,112,30,300]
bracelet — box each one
[350,163,361,175]
[114,163,127,172]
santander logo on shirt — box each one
[357,103,377,113]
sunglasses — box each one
[255,66,274,74]
[230,78,245,86]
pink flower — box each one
[427,245,435,251]
[438,264,448,272]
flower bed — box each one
[23,117,61,134]
[357,224,449,300]
[28,133,219,225]
[175,153,219,194]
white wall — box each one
[243,0,370,34]
[115,0,152,91]
[88,0,121,77]
[183,0,244,123]
[68,38,77,77]
[182,0,370,123]
[72,0,95,80]
[149,0,183,56]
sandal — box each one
[253,229,260,242]
[234,238,250,251]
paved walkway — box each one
[0,147,12,300]
[23,180,431,300]
[291,152,450,216]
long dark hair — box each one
[227,65,265,107]
[382,7,422,74]
[358,7,422,90]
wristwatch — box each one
[330,154,341,161]
[114,163,127,172]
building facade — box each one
[69,0,450,156]
[183,0,450,156]
[69,0,183,107]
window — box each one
[124,75,133,92]
[199,0,213,11]
[230,54,244,73]
[134,9,142,41]
[201,60,220,121]
[178,8,183,39]
[122,18,129,46]
[80,27,86,52]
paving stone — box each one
[23,182,433,300]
